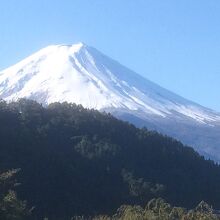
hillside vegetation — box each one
[0,99,220,219]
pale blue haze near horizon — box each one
[0,0,220,111]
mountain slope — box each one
[0,43,220,161]
[1,100,220,219]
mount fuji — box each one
[1,42,220,161]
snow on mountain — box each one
[1,42,220,161]
[0,42,219,123]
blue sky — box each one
[1,0,220,111]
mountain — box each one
[0,42,220,161]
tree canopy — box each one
[0,99,220,219]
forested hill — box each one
[0,99,220,219]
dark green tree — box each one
[0,169,31,220]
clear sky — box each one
[1,0,220,111]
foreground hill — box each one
[1,43,220,161]
[0,99,220,219]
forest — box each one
[0,99,220,219]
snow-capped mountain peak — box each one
[0,43,219,124]
[1,42,220,162]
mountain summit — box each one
[1,43,220,161]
